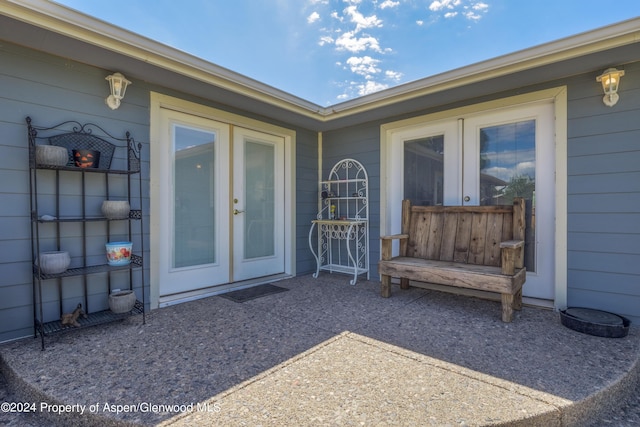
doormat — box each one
[218,284,288,303]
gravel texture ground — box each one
[1,274,638,426]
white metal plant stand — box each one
[308,159,369,284]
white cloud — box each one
[335,31,382,52]
[379,0,400,9]
[346,56,381,76]
[416,20,424,26]
[319,35,334,46]
[307,11,320,24]
[429,0,489,21]
[344,5,382,32]
[357,80,388,96]
[429,0,461,12]
[385,70,403,81]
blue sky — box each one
[53,0,640,106]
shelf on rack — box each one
[35,209,143,223]
[34,163,140,174]
[33,254,143,280]
[320,178,367,184]
[37,300,144,336]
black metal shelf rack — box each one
[27,117,146,350]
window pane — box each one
[244,140,275,259]
[173,126,216,268]
[479,119,536,272]
[479,120,535,205]
[404,136,444,206]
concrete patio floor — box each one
[1,273,639,426]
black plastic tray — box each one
[560,307,630,338]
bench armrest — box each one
[380,234,409,261]
[380,234,409,241]
[500,239,525,275]
[500,240,524,249]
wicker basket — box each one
[37,251,71,274]
[35,145,69,167]
[109,290,136,313]
[101,200,130,219]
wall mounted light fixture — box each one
[596,67,624,107]
[105,72,131,110]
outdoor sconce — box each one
[596,67,624,107]
[105,72,131,110]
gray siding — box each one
[0,41,319,342]
[295,128,320,275]
[322,64,640,324]
[566,62,640,323]
[322,124,381,279]
[0,42,151,342]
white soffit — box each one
[4,0,640,122]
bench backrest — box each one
[400,198,525,267]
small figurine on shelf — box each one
[60,303,87,328]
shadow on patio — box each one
[1,273,639,426]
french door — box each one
[391,102,555,300]
[232,128,285,281]
[157,110,285,297]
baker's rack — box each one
[308,159,369,284]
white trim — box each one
[380,87,568,310]
[149,92,296,309]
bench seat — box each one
[378,198,526,322]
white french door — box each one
[390,101,555,300]
[232,128,285,281]
[157,110,285,297]
[158,110,230,296]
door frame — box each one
[380,87,568,309]
[149,93,296,309]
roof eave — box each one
[4,1,640,123]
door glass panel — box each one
[173,126,216,268]
[404,136,444,206]
[244,140,275,259]
[479,119,536,271]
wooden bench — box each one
[378,198,526,322]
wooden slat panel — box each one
[409,212,431,258]
[453,212,472,263]
[400,199,412,256]
[483,213,504,267]
[425,212,444,259]
[513,197,526,241]
[502,212,514,241]
[468,213,488,265]
[411,205,514,214]
[439,213,458,261]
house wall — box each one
[321,124,381,277]
[322,62,640,323]
[566,61,640,322]
[0,42,152,342]
[0,41,318,342]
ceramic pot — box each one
[109,290,136,313]
[73,149,100,168]
[38,251,71,274]
[101,200,130,219]
[105,241,132,266]
[36,145,69,167]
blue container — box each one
[105,241,132,266]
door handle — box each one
[233,209,244,215]
[464,196,471,202]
